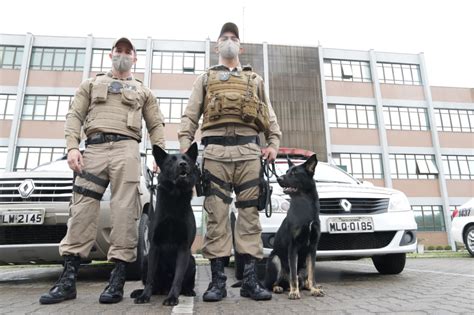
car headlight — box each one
[271,195,290,213]
[388,191,411,212]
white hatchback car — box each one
[231,157,417,276]
[450,198,474,257]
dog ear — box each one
[152,144,168,167]
[185,142,198,163]
[304,154,318,174]
[287,156,294,168]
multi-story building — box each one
[1,33,472,248]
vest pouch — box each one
[121,89,138,106]
[255,101,270,132]
[241,97,258,123]
[91,83,108,104]
[207,96,221,121]
[127,105,142,133]
[222,92,241,115]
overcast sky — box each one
[1,0,472,88]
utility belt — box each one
[201,135,259,147]
[85,132,138,146]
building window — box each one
[390,154,439,179]
[152,51,205,74]
[14,147,67,171]
[377,62,421,85]
[332,153,383,179]
[91,49,146,72]
[434,108,474,133]
[30,47,85,71]
[328,104,377,129]
[324,59,372,82]
[22,95,72,121]
[383,106,429,131]
[0,147,8,172]
[0,45,24,69]
[442,155,474,180]
[0,94,17,119]
[158,98,187,123]
[412,205,445,231]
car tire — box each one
[371,253,406,274]
[126,212,150,281]
[463,225,474,257]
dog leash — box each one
[261,159,277,218]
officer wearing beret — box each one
[40,37,165,304]
[179,22,281,301]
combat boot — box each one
[99,260,127,304]
[39,255,81,304]
[240,254,272,301]
[203,257,227,302]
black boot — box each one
[240,255,272,301]
[39,255,81,304]
[99,260,127,304]
[203,257,227,302]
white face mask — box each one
[218,39,240,59]
[112,54,134,72]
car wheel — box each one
[126,212,150,281]
[463,225,474,257]
[371,253,406,274]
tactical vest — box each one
[201,69,270,132]
[84,73,144,139]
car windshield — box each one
[32,158,70,172]
[269,160,358,184]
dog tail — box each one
[263,254,279,290]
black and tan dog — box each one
[263,154,324,299]
[131,143,199,306]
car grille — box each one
[317,231,396,250]
[0,178,73,203]
[319,198,389,214]
[262,231,396,251]
[0,225,67,245]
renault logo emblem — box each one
[340,199,352,212]
[18,179,35,198]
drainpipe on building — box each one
[6,33,34,172]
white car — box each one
[450,198,474,257]
[231,158,417,276]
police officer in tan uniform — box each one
[179,22,281,302]
[39,37,165,305]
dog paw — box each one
[134,294,151,304]
[310,286,325,297]
[273,286,284,294]
[130,289,143,298]
[303,279,311,290]
[288,290,301,300]
[163,296,179,306]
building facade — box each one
[1,33,473,247]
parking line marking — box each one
[332,261,474,278]
[171,296,194,314]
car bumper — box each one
[450,217,472,244]
[260,210,417,257]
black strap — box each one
[235,199,259,209]
[201,136,259,147]
[211,188,233,204]
[234,178,260,194]
[77,171,109,188]
[208,173,233,191]
[73,185,103,200]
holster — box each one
[196,168,211,197]
[257,165,272,211]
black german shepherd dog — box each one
[131,143,199,305]
[263,154,325,299]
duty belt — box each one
[201,136,259,147]
[85,133,138,146]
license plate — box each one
[0,210,45,225]
[327,217,374,234]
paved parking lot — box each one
[0,257,473,314]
